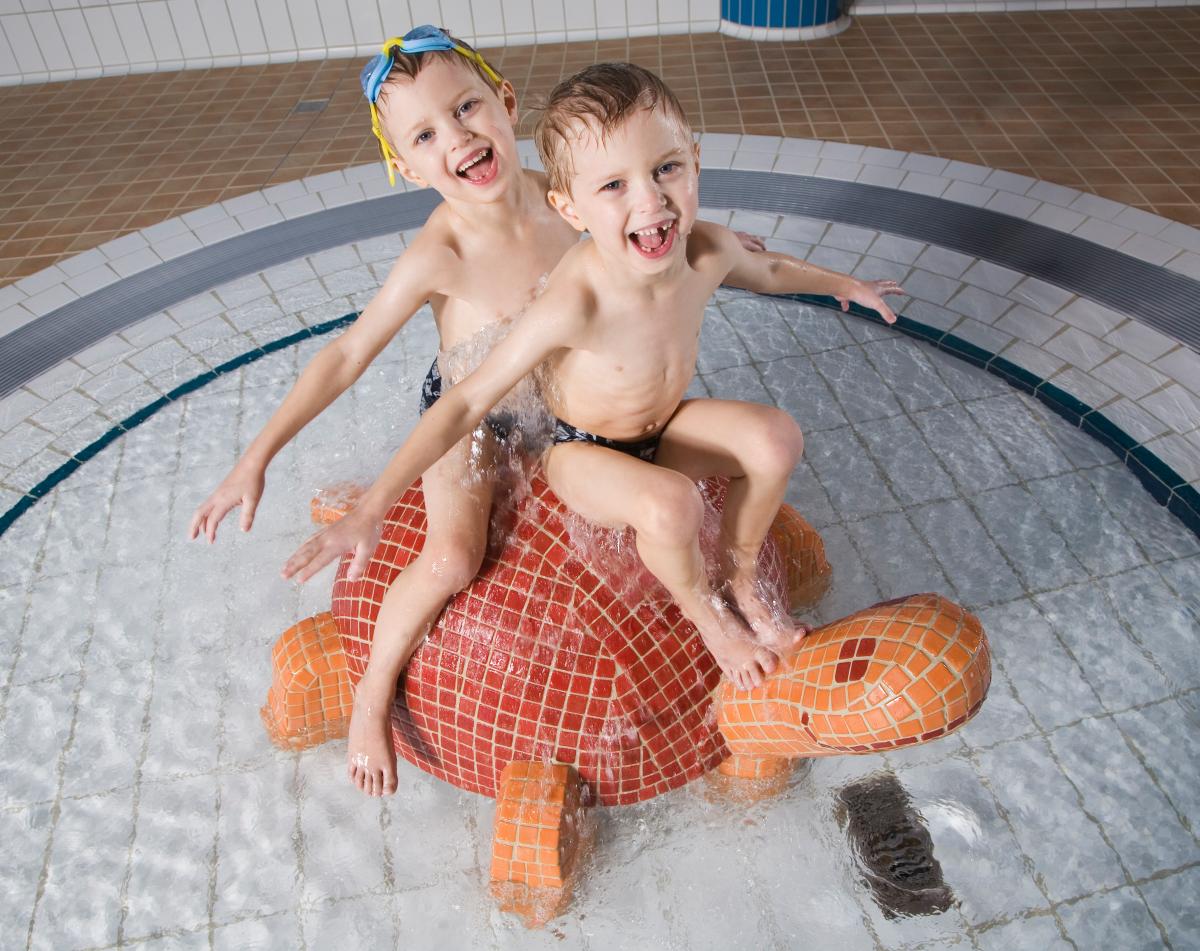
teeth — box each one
[634,223,671,236]
[456,150,490,174]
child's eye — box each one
[415,130,433,145]
[600,180,622,192]
[456,99,479,117]
[656,162,679,176]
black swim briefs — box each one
[551,417,661,463]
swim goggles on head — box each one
[360,25,503,186]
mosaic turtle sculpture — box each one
[263,473,990,923]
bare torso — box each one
[424,173,578,353]
[544,226,728,440]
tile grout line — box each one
[114,388,188,947]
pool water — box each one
[1,289,1196,949]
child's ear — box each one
[499,80,519,124]
[692,139,701,170]
[548,189,587,233]
[392,156,426,188]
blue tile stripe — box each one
[1,302,1197,544]
[776,292,1200,540]
[722,0,842,28]
[0,312,358,539]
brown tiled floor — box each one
[2,9,1200,287]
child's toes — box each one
[756,646,779,676]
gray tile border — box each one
[1153,347,1200,397]
[1029,202,1088,234]
[1044,326,1119,372]
[1138,384,1200,435]
[1055,297,1129,336]
[855,163,906,188]
[985,190,1040,219]
[1074,217,1136,250]
[1090,353,1170,402]
[899,170,951,197]
[2,147,1200,542]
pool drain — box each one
[837,771,954,919]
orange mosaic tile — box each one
[279,471,991,808]
[309,481,366,525]
[261,611,353,750]
[327,474,801,806]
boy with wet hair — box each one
[190,27,583,799]
[282,61,903,698]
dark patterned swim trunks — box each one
[417,357,514,442]
[551,417,661,463]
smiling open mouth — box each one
[629,220,676,257]
[456,148,496,183]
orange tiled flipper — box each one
[490,761,591,927]
[716,593,991,766]
[260,611,354,750]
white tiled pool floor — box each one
[1,289,1197,949]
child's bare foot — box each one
[346,674,398,797]
[696,600,780,692]
[724,575,811,656]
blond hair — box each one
[534,62,691,194]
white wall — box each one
[0,0,722,86]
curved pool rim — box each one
[2,141,1198,539]
[1,290,1196,542]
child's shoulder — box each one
[524,240,597,328]
[688,218,739,253]
[374,208,461,295]
[686,219,741,270]
[397,206,465,267]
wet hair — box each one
[375,28,505,144]
[534,62,692,195]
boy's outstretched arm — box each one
[279,275,584,584]
[188,238,456,544]
[712,223,904,324]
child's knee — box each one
[637,474,705,545]
[746,407,804,476]
[421,538,486,594]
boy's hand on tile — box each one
[734,230,766,253]
[188,462,266,543]
[281,506,382,584]
[835,278,906,325]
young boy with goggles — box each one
[190,27,581,799]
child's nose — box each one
[633,179,667,211]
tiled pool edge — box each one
[6,138,1200,346]
[786,293,1200,538]
[0,312,356,537]
[1,139,1197,528]
[1,300,1195,543]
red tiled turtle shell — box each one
[331,475,789,807]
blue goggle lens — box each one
[360,26,461,103]
[360,53,392,103]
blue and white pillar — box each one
[720,0,851,40]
